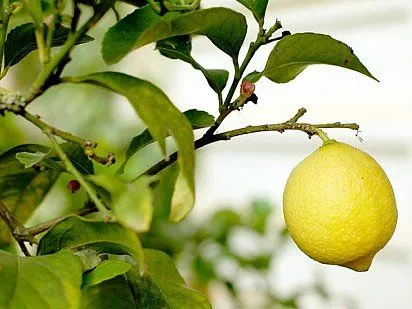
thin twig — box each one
[0,201,35,256]
[21,110,115,165]
[206,20,283,138]
[25,0,115,104]
[26,205,98,236]
[138,109,360,178]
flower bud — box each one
[241,80,255,97]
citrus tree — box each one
[0,0,397,308]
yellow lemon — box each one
[283,140,397,271]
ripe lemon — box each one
[283,140,397,271]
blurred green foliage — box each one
[140,199,354,309]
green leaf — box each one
[184,109,215,129]
[0,249,82,309]
[7,169,60,222]
[15,151,48,168]
[152,164,179,219]
[235,0,269,22]
[0,145,60,245]
[37,216,144,270]
[4,23,94,67]
[127,249,212,308]
[117,109,214,175]
[82,259,132,288]
[263,33,378,83]
[67,72,196,222]
[243,70,263,83]
[102,7,247,63]
[157,36,229,93]
[102,5,162,64]
[91,174,155,232]
[59,142,94,175]
[80,276,136,309]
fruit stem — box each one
[314,128,330,143]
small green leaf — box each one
[127,249,212,308]
[243,70,263,83]
[4,23,94,67]
[83,259,132,288]
[263,33,378,83]
[235,0,269,22]
[66,72,196,222]
[0,249,82,309]
[183,109,215,130]
[80,276,136,309]
[117,109,214,175]
[37,216,144,270]
[157,36,229,93]
[15,151,48,168]
[102,7,247,63]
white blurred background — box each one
[115,0,412,308]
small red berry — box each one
[67,180,81,193]
[241,80,255,97]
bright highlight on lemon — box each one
[283,140,397,272]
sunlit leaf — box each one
[82,259,131,288]
[15,151,48,168]
[91,174,155,232]
[0,249,82,309]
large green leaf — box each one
[0,249,82,309]
[7,169,60,222]
[262,33,378,83]
[127,249,212,308]
[102,7,247,63]
[4,23,93,67]
[82,259,132,288]
[37,216,144,269]
[102,5,161,64]
[91,174,155,232]
[117,109,214,175]
[80,276,136,309]
[0,144,60,246]
[235,0,269,22]
[66,72,196,222]
[157,36,229,94]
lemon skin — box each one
[283,141,397,271]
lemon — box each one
[283,140,397,271]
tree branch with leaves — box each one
[0,0,379,307]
